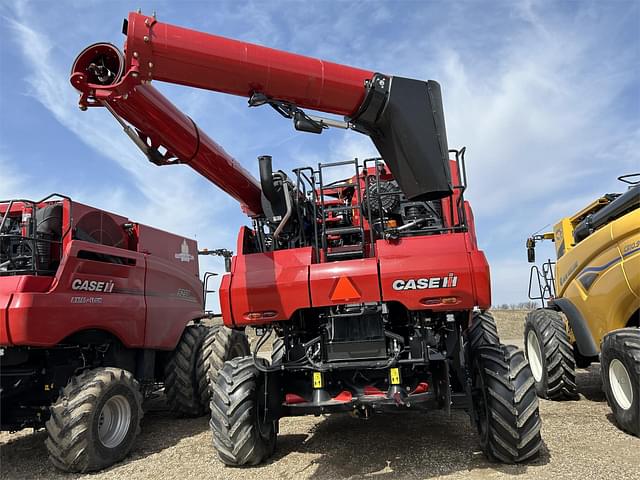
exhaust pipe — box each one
[258,155,277,203]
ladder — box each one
[317,159,365,261]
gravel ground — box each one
[2,311,639,479]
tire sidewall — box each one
[471,354,492,457]
[602,343,640,433]
[253,368,277,456]
[89,382,141,468]
[524,319,549,397]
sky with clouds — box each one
[1,0,638,310]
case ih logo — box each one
[392,273,458,291]
[175,240,194,262]
[71,279,115,293]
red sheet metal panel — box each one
[309,258,381,307]
[6,241,146,347]
[377,234,485,311]
[229,247,313,326]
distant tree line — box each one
[492,301,539,310]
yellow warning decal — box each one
[313,372,323,389]
[390,368,401,385]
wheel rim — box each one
[609,359,633,410]
[98,394,132,448]
[527,330,544,383]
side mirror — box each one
[526,238,536,263]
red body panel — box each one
[0,276,53,345]
[0,200,205,349]
[5,240,147,347]
[223,230,491,326]
[139,225,203,349]
[226,247,312,326]
[377,235,487,311]
[309,258,381,307]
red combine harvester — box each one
[70,12,542,466]
[0,196,249,472]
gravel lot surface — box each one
[2,310,639,479]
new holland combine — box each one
[65,11,542,467]
[526,174,640,436]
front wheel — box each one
[45,367,143,472]
[524,308,577,400]
[209,356,277,466]
[601,328,640,437]
[472,344,542,463]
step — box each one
[324,226,363,236]
[324,205,358,212]
[326,244,364,260]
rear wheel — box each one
[45,367,143,472]
[209,356,277,466]
[601,328,640,437]
[524,308,577,400]
[198,325,251,406]
[472,344,542,463]
[467,310,500,350]
[164,324,209,417]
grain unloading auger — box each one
[71,11,542,466]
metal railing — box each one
[528,260,556,307]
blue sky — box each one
[1,0,639,310]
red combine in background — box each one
[68,10,541,468]
[0,195,249,472]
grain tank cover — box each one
[353,75,452,201]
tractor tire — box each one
[271,337,285,366]
[472,344,542,463]
[209,356,277,466]
[601,328,640,437]
[45,367,143,473]
[467,310,500,350]
[164,324,209,417]
[198,325,251,406]
[524,308,577,400]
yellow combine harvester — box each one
[525,174,640,436]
